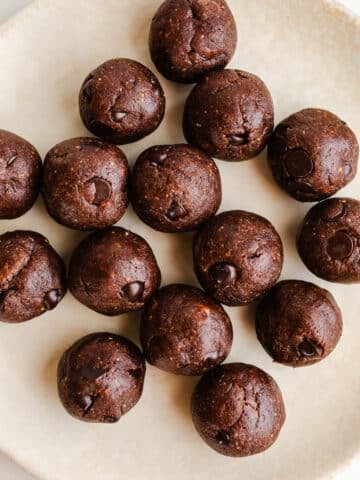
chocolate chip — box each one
[79,366,108,380]
[327,230,354,260]
[80,394,96,414]
[209,262,237,285]
[44,289,62,310]
[344,164,352,177]
[226,133,248,146]
[166,200,187,221]
[83,177,112,206]
[298,339,318,358]
[6,153,17,167]
[103,415,118,423]
[111,109,127,122]
[321,201,347,222]
[150,153,167,167]
[127,367,143,379]
[89,120,114,138]
[215,430,230,445]
[285,149,313,178]
[122,281,144,302]
[82,79,93,101]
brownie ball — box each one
[140,284,233,375]
[297,197,360,283]
[0,130,41,219]
[193,210,283,305]
[191,363,286,457]
[69,227,161,315]
[149,0,237,84]
[43,137,129,231]
[268,109,359,202]
[183,69,274,161]
[57,332,145,423]
[256,280,343,367]
[0,231,66,323]
[79,58,165,145]
[131,144,221,233]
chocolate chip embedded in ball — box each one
[131,144,221,233]
[191,363,286,457]
[0,130,42,219]
[193,211,283,305]
[149,0,237,84]
[140,284,233,375]
[183,69,274,161]
[57,332,146,423]
[0,231,66,323]
[43,137,129,231]
[79,58,165,145]
[255,280,343,367]
[268,109,359,202]
[68,227,161,315]
[297,197,360,283]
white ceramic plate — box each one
[0,1,359,479]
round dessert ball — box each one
[131,144,221,233]
[43,137,129,231]
[0,231,66,323]
[140,284,233,375]
[191,363,286,457]
[183,69,274,161]
[149,0,237,84]
[193,210,283,305]
[268,108,359,202]
[256,280,343,367]
[57,332,145,423]
[297,197,360,283]
[69,227,161,315]
[79,58,165,145]
[0,129,41,219]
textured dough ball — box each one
[191,363,286,456]
[140,284,233,375]
[57,333,145,423]
[131,144,221,232]
[256,280,343,367]
[79,58,165,144]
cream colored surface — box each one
[0,0,359,479]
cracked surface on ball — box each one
[149,0,237,84]
[191,363,285,457]
[57,332,145,423]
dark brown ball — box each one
[267,109,359,202]
[140,284,233,375]
[69,227,161,315]
[183,69,274,161]
[255,280,343,367]
[131,144,221,233]
[149,0,237,84]
[43,137,129,231]
[193,210,283,305]
[0,130,41,218]
[297,197,360,283]
[79,58,165,145]
[0,231,66,323]
[191,363,286,457]
[57,332,145,423]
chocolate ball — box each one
[43,137,129,231]
[69,227,161,315]
[131,144,221,233]
[57,332,145,423]
[183,69,274,161]
[268,109,359,201]
[256,280,343,367]
[0,130,41,218]
[140,284,233,375]
[297,197,360,283]
[149,0,237,84]
[193,210,283,305]
[0,231,66,323]
[191,363,286,457]
[79,58,165,145]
